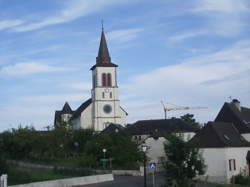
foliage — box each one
[180,113,202,129]
[0,156,8,174]
[163,134,205,187]
[0,124,141,170]
[233,174,250,185]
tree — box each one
[180,113,201,129]
[163,134,205,187]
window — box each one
[110,92,112,98]
[102,92,105,98]
[229,159,236,171]
[107,73,112,86]
[102,73,107,86]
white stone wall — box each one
[145,137,167,164]
[91,66,126,131]
[200,147,250,183]
[80,103,93,129]
[225,147,249,181]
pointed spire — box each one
[96,23,111,64]
[62,102,73,113]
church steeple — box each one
[96,28,111,64]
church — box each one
[54,29,127,131]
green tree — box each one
[180,113,201,129]
[163,134,205,187]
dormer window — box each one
[224,134,230,140]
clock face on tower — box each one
[103,104,112,114]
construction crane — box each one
[161,101,207,119]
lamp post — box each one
[142,144,147,187]
[102,148,107,169]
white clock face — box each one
[103,104,112,114]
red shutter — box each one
[102,73,106,86]
[107,73,111,87]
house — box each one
[126,118,199,164]
[215,99,250,141]
[54,28,127,131]
[191,121,250,183]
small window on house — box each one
[138,136,141,140]
[229,159,236,171]
[102,92,105,98]
[110,92,112,98]
[224,134,230,140]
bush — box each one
[233,174,250,185]
[0,156,8,174]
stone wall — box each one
[9,174,113,187]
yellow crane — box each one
[161,101,207,119]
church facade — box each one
[54,29,127,131]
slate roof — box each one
[90,30,118,70]
[101,123,125,134]
[215,100,250,133]
[126,118,199,136]
[71,98,92,120]
[54,102,74,125]
[190,122,250,148]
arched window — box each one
[107,73,112,87]
[102,73,106,86]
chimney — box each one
[232,99,241,111]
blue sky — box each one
[0,0,250,131]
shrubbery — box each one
[233,174,250,185]
[0,124,141,170]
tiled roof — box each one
[71,98,92,119]
[215,101,250,133]
[190,122,250,148]
[126,118,199,136]
[101,123,125,133]
[90,30,118,70]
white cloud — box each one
[122,40,250,123]
[192,0,249,13]
[191,0,250,36]
[0,62,72,76]
[107,28,144,43]
[0,19,24,30]
[64,82,92,91]
[13,0,136,32]
[168,30,208,43]
[19,93,88,104]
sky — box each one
[0,0,250,131]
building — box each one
[191,121,250,183]
[54,102,74,128]
[126,118,199,164]
[54,29,127,131]
[215,99,250,141]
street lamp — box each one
[142,144,148,187]
[102,148,107,169]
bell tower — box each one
[90,28,125,131]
